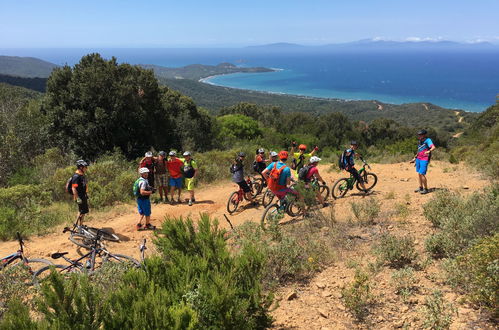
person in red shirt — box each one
[302,156,329,208]
[167,151,184,204]
[139,151,156,188]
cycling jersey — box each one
[417,138,434,161]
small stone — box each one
[401,305,409,312]
[321,226,330,233]
[462,186,470,190]
[376,316,385,323]
[318,308,329,318]
[316,282,326,289]
[286,290,298,301]
[321,291,333,298]
[337,304,345,311]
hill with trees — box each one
[0,56,58,77]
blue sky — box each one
[1,0,498,47]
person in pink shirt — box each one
[410,129,436,194]
[299,156,329,208]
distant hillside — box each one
[159,77,476,132]
[0,56,58,78]
[140,62,274,80]
[0,74,46,92]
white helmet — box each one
[145,151,153,157]
[139,167,150,174]
[310,156,321,163]
[183,151,191,156]
[169,151,176,156]
[270,151,278,157]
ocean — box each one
[2,47,498,112]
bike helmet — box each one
[278,150,288,160]
[257,148,265,154]
[270,151,278,158]
[183,151,191,156]
[169,151,176,156]
[417,129,428,135]
[350,141,358,146]
[139,167,150,174]
[238,152,246,157]
[298,144,307,150]
[310,156,321,163]
[158,151,166,157]
[145,151,153,157]
[76,160,88,168]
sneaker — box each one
[188,200,193,206]
[192,198,196,202]
[170,200,175,205]
[420,189,429,195]
[414,187,423,193]
[136,223,143,231]
[177,199,182,204]
[322,202,330,208]
[145,223,156,230]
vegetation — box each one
[373,234,417,268]
[391,266,418,302]
[350,198,381,225]
[420,290,456,330]
[341,269,374,322]
[0,74,46,92]
[0,56,58,78]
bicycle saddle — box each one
[51,252,69,259]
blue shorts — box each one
[169,177,183,188]
[416,159,429,175]
[137,198,151,216]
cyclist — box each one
[254,148,269,184]
[291,142,318,175]
[410,129,436,194]
[231,152,257,206]
[136,167,155,231]
[154,151,169,203]
[72,160,89,225]
[167,151,184,204]
[182,151,198,206]
[269,151,278,163]
[262,150,298,201]
[139,151,156,188]
[299,156,329,207]
[341,141,368,191]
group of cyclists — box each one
[68,129,435,231]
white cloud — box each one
[405,36,443,42]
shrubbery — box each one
[374,234,417,269]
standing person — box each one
[139,151,156,188]
[410,129,436,194]
[341,141,368,191]
[72,160,89,225]
[182,151,198,206]
[154,151,169,203]
[231,152,257,206]
[290,142,318,175]
[135,167,155,231]
[167,151,184,204]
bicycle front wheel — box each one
[262,189,275,207]
[286,199,304,217]
[261,203,284,230]
[226,191,240,214]
[356,173,378,191]
[69,233,94,249]
[251,178,264,198]
[86,227,120,242]
[318,184,330,201]
[332,178,349,199]
[101,253,140,268]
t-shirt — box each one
[137,177,151,200]
[293,152,312,171]
[182,158,198,179]
[265,161,291,187]
[167,158,184,178]
[232,160,244,183]
[155,158,168,175]
[306,166,319,181]
[140,158,156,175]
[71,172,87,199]
[344,149,355,167]
[255,155,266,172]
[417,138,435,161]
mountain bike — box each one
[1,233,53,273]
[33,228,139,285]
[67,215,120,249]
[260,190,304,230]
[332,160,378,199]
[262,178,329,207]
[226,176,263,214]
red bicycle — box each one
[226,176,263,214]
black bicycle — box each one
[332,160,378,199]
[67,215,120,249]
[1,233,53,273]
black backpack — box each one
[338,150,348,170]
[298,165,312,182]
[252,160,259,172]
[65,174,78,195]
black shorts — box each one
[78,197,89,214]
[236,180,251,193]
[347,167,363,183]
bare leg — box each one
[145,215,151,225]
[420,174,428,190]
[177,188,182,201]
[316,191,324,205]
[158,185,164,200]
[169,186,175,201]
[138,214,144,225]
[190,190,195,200]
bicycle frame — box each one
[0,233,28,270]
[346,165,367,189]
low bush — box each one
[350,198,381,225]
[420,290,456,330]
[391,266,418,302]
[374,234,417,269]
[0,265,34,319]
[342,269,374,322]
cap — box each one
[76,160,88,167]
[145,151,153,157]
[238,152,246,157]
[270,151,278,157]
[183,151,191,156]
[278,150,288,160]
[417,129,428,135]
[139,167,150,174]
[350,141,358,146]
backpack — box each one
[252,160,259,172]
[338,150,348,170]
[290,158,297,170]
[183,159,196,178]
[133,178,143,197]
[267,163,287,192]
[298,165,312,182]
[65,174,78,195]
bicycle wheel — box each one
[286,199,304,217]
[332,178,349,199]
[69,233,94,249]
[262,189,275,207]
[86,227,120,242]
[356,173,378,191]
[32,264,78,286]
[101,253,140,268]
[226,191,240,214]
[319,184,330,201]
[251,178,264,198]
[261,203,284,230]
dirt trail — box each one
[0,161,491,328]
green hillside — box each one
[0,74,46,92]
[0,56,58,78]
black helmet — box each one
[76,160,88,168]
[238,152,246,157]
[417,129,428,135]
[350,141,358,146]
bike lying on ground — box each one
[260,190,304,230]
[33,228,139,285]
[331,160,378,199]
[67,215,120,249]
[1,232,53,273]
[226,175,263,214]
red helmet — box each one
[278,150,288,160]
[298,144,307,150]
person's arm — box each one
[426,145,436,154]
[315,172,326,185]
[310,146,318,156]
[286,176,291,187]
[290,142,296,155]
[261,168,269,179]
[140,188,152,196]
[193,161,198,178]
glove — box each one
[76,197,82,204]
[314,146,319,151]
[322,181,326,185]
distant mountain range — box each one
[0,56,58,77]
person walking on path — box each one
[72,160,89,225]
[167,151,184,204]
[154,151,169,203]
[182,151,198,206]
[139,151,156,188]
[410,129,436,194]
[135,167,155,231]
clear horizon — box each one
[1,0,498,47]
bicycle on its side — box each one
[331,159,378,199]
[226,175,263,214]
[1,232,53,273]
[33,228,139,285]
[67,214,120,249]
[260,190,304,230]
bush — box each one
[0,265,34,318]
[420,290,456,330]
[374,234,417,269]
[350,198,381,225]
[391,267,418,302]
[341,269,373,322]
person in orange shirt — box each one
[167,151,184,204]
[71,160,89,225]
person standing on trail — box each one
[135,167,155,231]
[167,151,184,204]
[154,151,169,203]
[182,151,198,206]
[72,160,89,225]
[139,151,156,188]
[290,142,318,176]
[410,129,436,195]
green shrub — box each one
[374,234,417,269]
[350,198,381,225]
[0,265,34,318]
[341,269,373,322]
[420,290,456,330]
[423,191,461,228]
[391,267,418,302]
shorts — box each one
[155,173,168,187]
[137,198,151,216]
[236,180,251,193]
[347,167,363,183]
[416,159,429,175]
[169,177,183,188]
[78,197,89,214]
[274,187,298,200]
[184,177,196,191]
